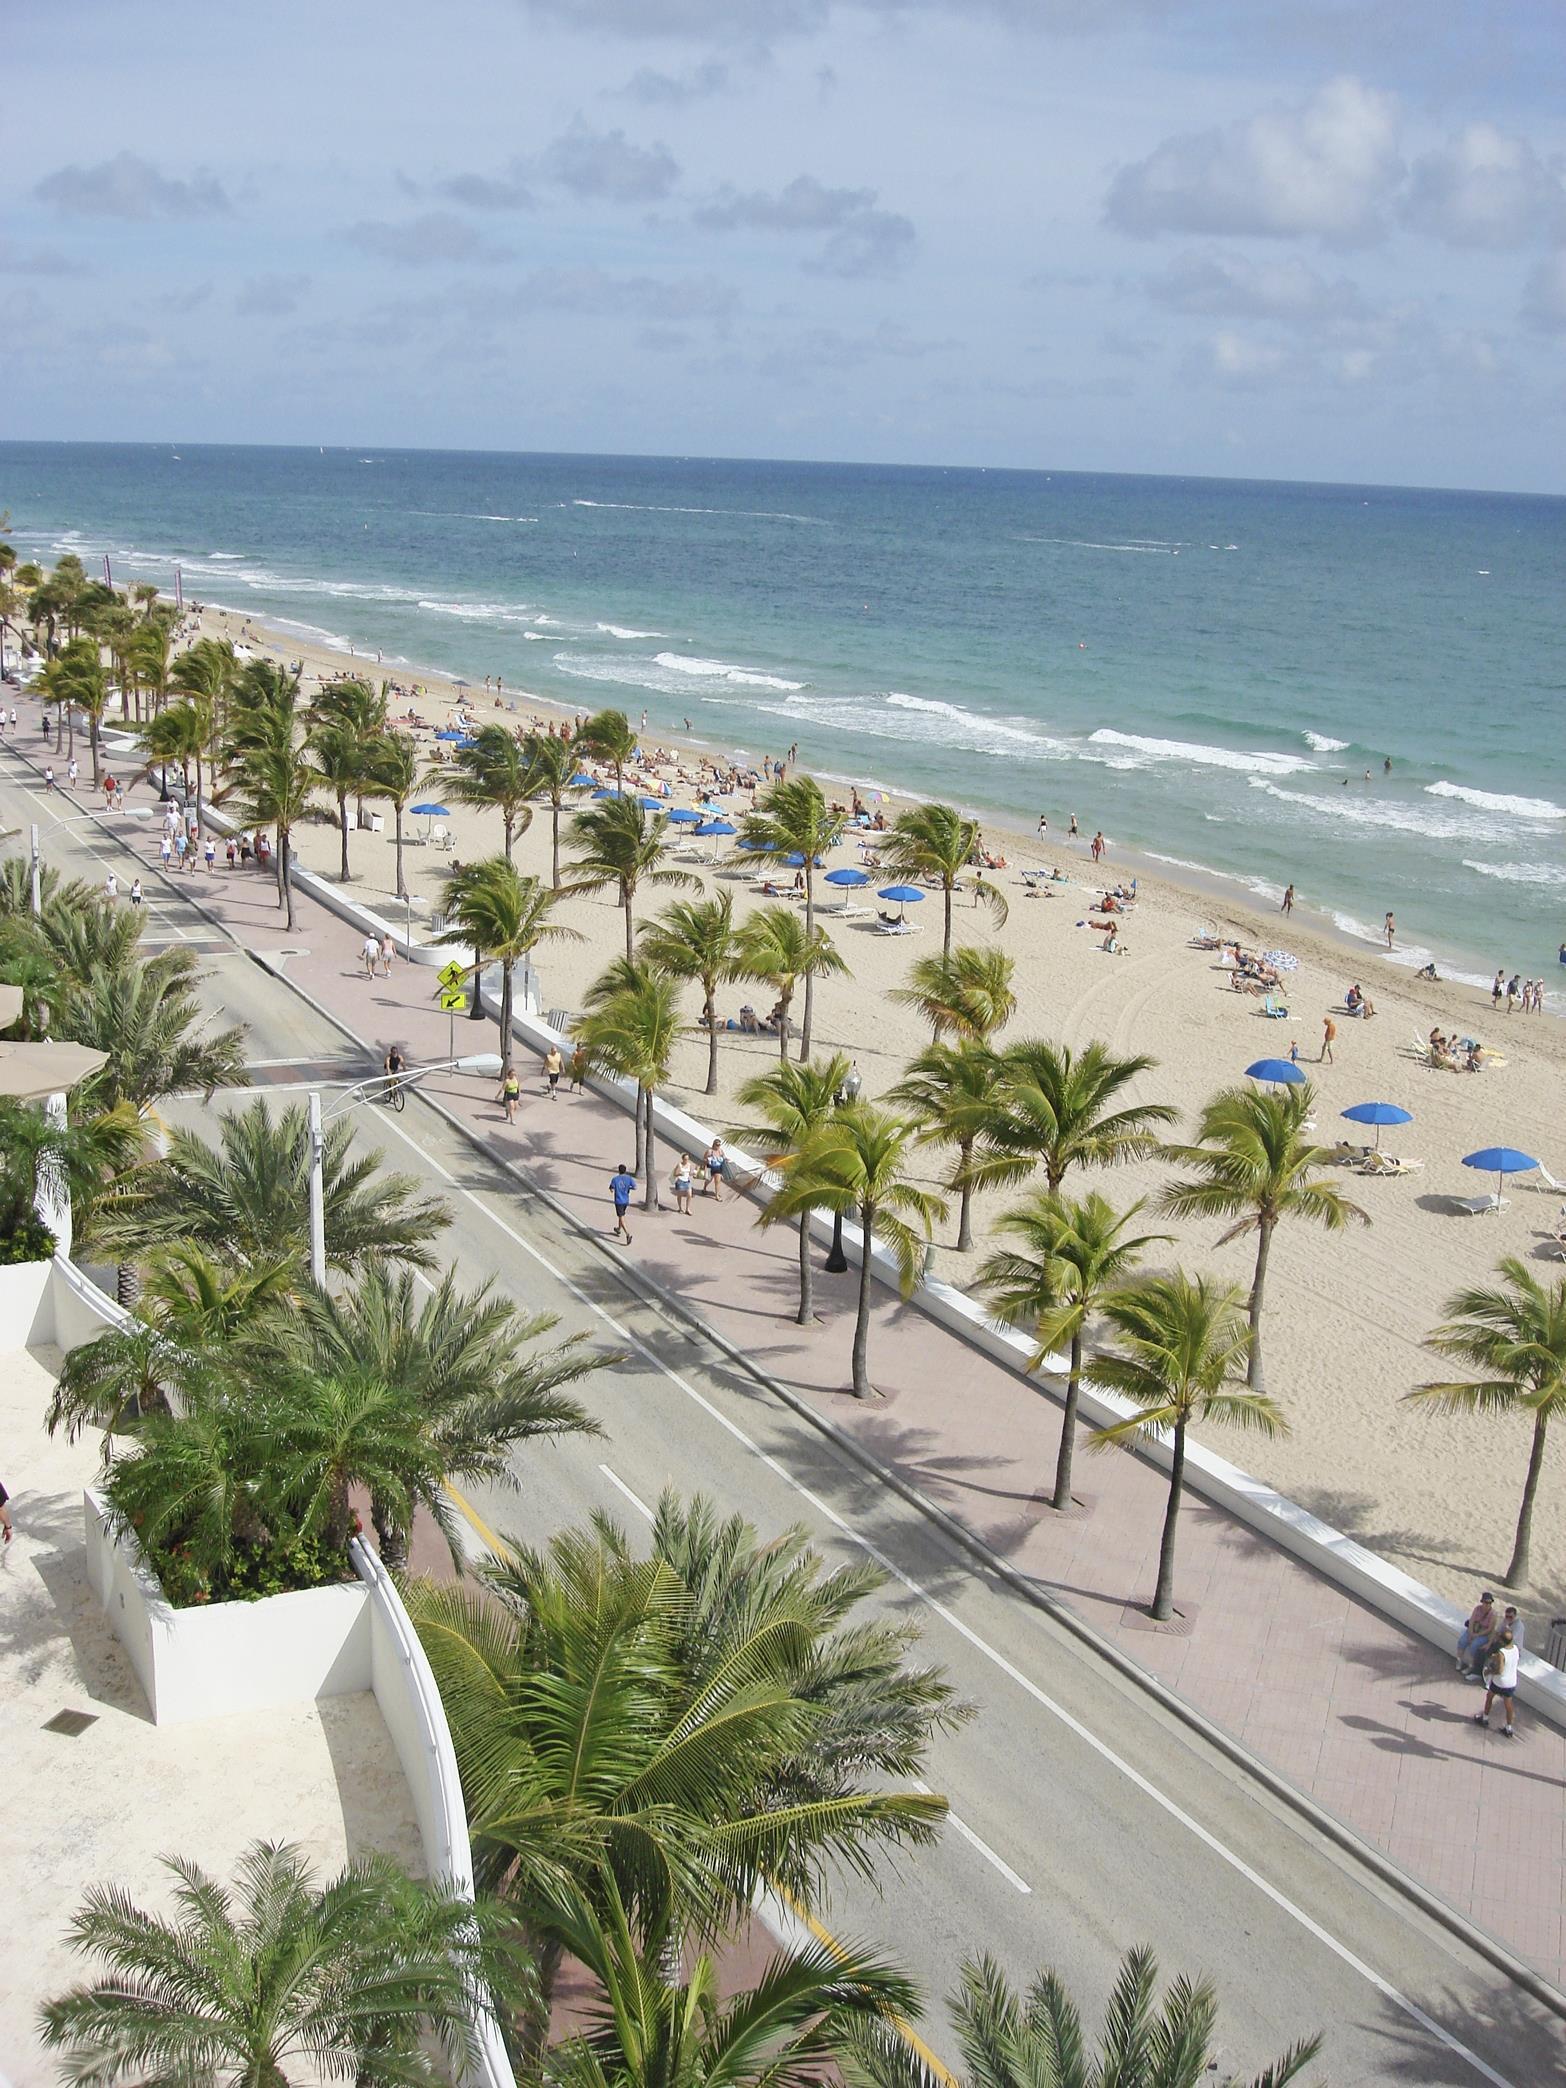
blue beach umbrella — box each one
[1341,1100,1413,1151]
[825,867,870,887]
[783,852,825,868]
[668,807,704,825]
[434,729,464,742]
[410,800,450,840]
[639,795,666,811]
[1245,1057,1306,1086]
[570,771,596,787]
[695,819,736,838]
[591,787,624,800]
[878,883,925,923]
[737,838,769,853]
[1462,1145,1539,1200]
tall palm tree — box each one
[841,1946,1319,2088]
[365,726,420,901]
[577,706,639,793]
[576,965,680,1204]
[444,721,536,859]
[62,946,249,1110]
[1091,1272,1286,1620]
[968,1040,1178,1196]
[170,632,238,742]
[296,1263,602,1566]
[0,1092,144,1260]
[308,717,370,881]
[976,1191,1165,1510]
[139,697,214,831]
[878,801,1008,960]
[39,1840,531,2088]
[223,662,323,929]
[1158,1082,1369,1393]
[738,776,846,1059]
[568,794,698,962]
[735,904,847,1064]
[43,637,110,783]
[736,1053,851,1325]
[523,728,588,889]
[639,891,743,1095]
[1407,1259,1566,1587]
[890,944,1017,1047]
[890,1041,1000,1252]
[439,857,579,1079]
[769,1104,947,1398]
[97,1097,450,1283]
[128,617,171,720]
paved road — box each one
[12,771,1565,2087]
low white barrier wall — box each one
[0,1258,55,1346]
[49,1252,134,1350]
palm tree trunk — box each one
[1151,1417,1186,1621]
[338,792,351,881]
[517,1933,564,2067]
[623,884,635,964]
[1052,1331,1082,1511]
[394,805,406,900]
[643,1087,660,1210]
[955,1137,974,1251]
[799,875,815,1061]
[469,945,485,1019]
[279,830,295,929]
[550,802,562,890]
[943,881,953,961]
[850,1200,874,1396]
[796,1212,814,1325]
[194,751,204,836]
[704,986,720,1095]
[499,959,515,1077]
[88,713,101,787]
[504,811,515,860]
[1505,1413,1549,1586]
[1247,1215,1273,1391]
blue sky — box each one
[7,0,1566,490]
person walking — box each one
[1037,813,1048,837]
[1491,969,1505,1009]
[203,833,217,873]
[226,837,237,869]
[1505,973,1520,1014]
[569,1043,588,1093]
[67,755,78,790]
[670,1152,695,1213]
[1090,829,1105,863]
[174,830,188,872]
[608,1161,636,1243]
[1384,911,1395,949]
[1474,1631,1520,1738]
[159,832,173,872]
[44,765,56,791]
[1281,883,1294,915]
[1321,1014,1337,1064]
[103,871,118,905]
[544,1044,564,1099]
[128,877,143,908]
[379,932,396,978]
[361,932,380,980]
[702,1136,726,1201]
[497,1065,521,1123]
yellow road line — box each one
[774,1883,959,2087]
[444,1481,512,1559]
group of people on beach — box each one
[1492,969,1547,1014]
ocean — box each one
[3,441,1563,999]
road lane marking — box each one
[341,1053,1513,2082]
[911,1780,1030,1896]
[599,1462,656,1521]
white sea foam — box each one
[1088,729,1313,776]
[1303,730,1349,753]
[208,551,245,561]
[652,651,805,692]
[753,691,1074,765]
[1461,859,1566,888]
[597,624,663,640]
[1249,777,1496,842]
[1015,536,1180,554]
[572,499,825,525]
[1426,780,1566,820]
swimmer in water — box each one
[1383,756,1392,774]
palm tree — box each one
[97,1097,450,1283]
[768,1104,947,1398]
[296,1262,602,1566]
[39,1840,530,2088]
[577,705,639,793]
[890,1041,1000,1252]
[439,857,579,1079]
[62,946,249,1111]
[639,891,743,1095]
[128,617,171,720]
[878,801,1008,960]
[308,717,369,881]
[223,662,323,929]
[568,794,698,962]
[1091,1272,1286,1620]
[738,776,845,1059]
[968,1040,1178,1196]
[576,965,680,1204]
[736,1053,851,1325]
[1158,1082,1369,1393]
[139,697,213,831]
[735,904,847,1064]
[42,638,110,783]
[170,632,238,741]
[890,944,1017,1046]
[1407,1259,1566,1587]
[842,1946,1318,2088]
[0,1092,144,1261]
[365,726,420,902]
[976,1191,1165,1510]
[522,728,587,889]
[444,721,536,859]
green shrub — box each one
[0,1216,57,1266]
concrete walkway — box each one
[6,717,1564,1997]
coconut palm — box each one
[308,717,370,881]
[439,857,579,1079]
[45,1301,251,1464]
[878,801,1008,960]
[295,1263,602,1567]
[0,1092,144,1262]
[976,1191,1166,1510]
[768,1104,947,1399]
[890,1041,1001,1252]
[1158,1082,1369,1393]
[890,944,1017,1046]
[737,776,845,1058]
[139,696,214,832]
[1091,1272,1286,1620]
[127,616,171,720]
[170,632,238,739]
[841,1946,1319,2088]
[97,1097,450,1282]
[735,904,848,1064]
[568,794,699,962]
[364,725,420,901]
[968,1040,1178,1196]
[577,706,639,793]
[63,946,249,1111]
[576,965,680,1204]
[444,721,536,859]
[39,1839,531,2088]
[223,662,324,929]
[1407,1259,1566,1587]
[523,728,588,889]
[0,852,94,921]
[639,891,743,1095]
[42,638,109,784]
[735,1053,851,1325]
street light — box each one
[29,807,152,914]
[306,1053,502,1286]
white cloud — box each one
[539,123,680,202]
[35,150,231,221]
[1106,77,1402,245]
[1145,249,1367,324]
[342,214,513,266]
[694,173,915,276]
[1402,124,1566,249]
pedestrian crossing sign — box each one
[439,987,466,1012]
[436,960,466,991]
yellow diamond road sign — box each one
[436,960,466,991]
[439,987,467,1012]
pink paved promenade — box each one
[9,724,1564,1991]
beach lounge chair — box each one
[1533,1162,1565,1194]
[1451,1192,1507,1216]
[875,918,914,936]
[1359,1152,1424,1178]
[1260,994,1289,1019]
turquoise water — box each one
[3,441,1563,997]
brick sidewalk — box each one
[8,718,1563,1991]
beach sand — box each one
[191,603,1566,1611]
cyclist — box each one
[382,1043,407,1105]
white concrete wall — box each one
[0,1259,54,1346]
[49,1253,133,1351]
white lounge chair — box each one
[1359,1151,1424,1177]
[1451,1192,1507,1216]
[1532,1162,1565,1194]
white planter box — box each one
[84,1490,371,1725]
[0,1257,54,1345]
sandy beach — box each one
[185,602,1566,1609]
